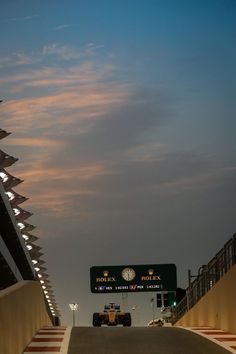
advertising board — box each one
[90,264,177,294]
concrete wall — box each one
[0,281,52,354]
[175,264,236,334]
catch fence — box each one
[174,233,236,322]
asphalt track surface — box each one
[68,327,230,354]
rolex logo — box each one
[96,270,116,283]
[141,268,160,281]
[148,269,154,276]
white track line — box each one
[60,327,72,354]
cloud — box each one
[0,52,37,68]
[1,15,38,23]
[150,170,223,194]
[4,137,65,148]
[0,47,131,135]
[55,88,169,162]
[0,83,130,134]
[68,151,230,209]
[0,43,105,70]
[20,188,96,216]
[0,43,173,223]
[42,43,104,60]
[0,62,116,91]
[42,44,82,60]
[53,24,76,31]
[14,161,110,216]
[16,162,110,184]
[127,142,165,162]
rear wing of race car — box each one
[104,303,121,311]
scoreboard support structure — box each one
[121,293,128,312]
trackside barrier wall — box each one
[174,234,236,322]
[175,264,236,333]
[0,280,52,354]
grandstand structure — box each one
[0,103,60,324]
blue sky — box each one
[0,0,235,325]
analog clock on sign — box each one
[121,267,136,281]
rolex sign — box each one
[90,264,177,294]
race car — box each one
[93,303,131,327]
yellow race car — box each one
[93,303,131,327]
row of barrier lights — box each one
[32,259,56,317]
[23,231,56,316]
[0,177,57,317]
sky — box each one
[0,0,236,326]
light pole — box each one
[69,303,78,327]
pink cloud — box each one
[10,161,110,217]
[0,62,115,89]
[4,137,66,148]
[0,54,131,136]
[15,162,109,183]
[0,48,132,220]
[1,82,130,134]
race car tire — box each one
[93,313,101,327]
[123,313,131,327]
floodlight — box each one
[17,222,25,230]
[6,191,14,200]
[13,208,20,216]
[69,303,79,326]
[0,172,8,182]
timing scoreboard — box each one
[90,264,177,294]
